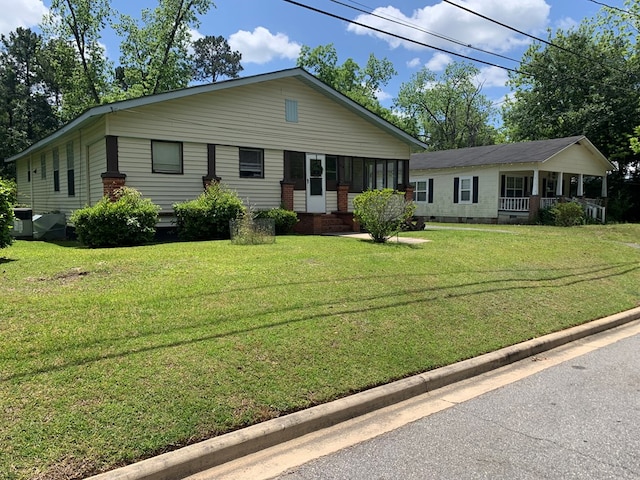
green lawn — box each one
[1,223,639,479]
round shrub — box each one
[353,189,415,243]
[173,183,245,240]
[552,201,585,227]
[0,179,16,250]
[255,208,298,234]
[71,187,160,247]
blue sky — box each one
[1,0,628,118]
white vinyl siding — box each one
[106,77,410,160]
[411,167,499,219]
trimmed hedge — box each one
[255,208,298,235]
[173,183,245,240]
[71,187,160,248]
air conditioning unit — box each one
[11,208,33,239]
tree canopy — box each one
[192,35,243,83]
[503,22,640,176]
[394,62,498,150]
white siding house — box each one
[410,136,613,224]
[5,68,427,234]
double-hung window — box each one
[459,176,472,203]
[152,140,183,174]
[505,176,525,197]
[414,180,428,202]
[239,148,264,178]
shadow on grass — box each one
[0,257,16,264]
[3,261,638,382]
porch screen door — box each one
[306,153,326,213]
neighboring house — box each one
[4,68,427,235]
[410,136,613,224]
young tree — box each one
[394,62,498,150]
[192,35,243,83]
[114,0,214,97]
[353,189,415,243]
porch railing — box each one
[499,197,529,212]
[540,197,558,209]
[499,196,605,223]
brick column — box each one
[337,183,350,212]
[101,173,127,201]
[404,184,415,202]
[529,195,540,222]
[280,181,295,211]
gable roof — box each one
[6,68,427,163]
[411,136,613,171]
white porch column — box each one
[601,175,608,197]
[577,174,584,197]
[556,172,563,196]
[532,169,539,195]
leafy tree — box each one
[192,35,243,83]
[394,62,498,150]
[503,23,640,176]
[296,44,407,129]
[353,189,415,243]
[114,0,214,97]
[42,0,112,115]
[0,28,61,177]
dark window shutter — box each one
[542,178,547,196]
[524,176,529,196]
[428,178,434,203]
[501,175,506,197]
[453,177,459,203]
[472,176,479,203]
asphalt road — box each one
[275,332,640,480]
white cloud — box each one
[375,89,392,102]
[426,52,452,71]
[555,16,578,31]
[407,57,422,68]
[0,0,47,36]
[229,27,301,65]
[347,0,550,54]
[474,65,510,88]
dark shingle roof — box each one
[411,136,588,170]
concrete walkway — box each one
[87,307,640,480]
[329,232,430,244]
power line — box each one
[329,0,522,66]
[587,0,640,21]
[283,0,524,75]
[442,0,630,77]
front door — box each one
[306,153,326,213]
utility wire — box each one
[329,0,522,66]
[283,0,524,75]
[441,0,630,76]
[284,0,639,97]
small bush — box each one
[71,187,160,247]
[255,208,298,234]
[552,202,585,227]
[537,206,556,226]
[173,183,245,240]
[0,179,16,250]
[353,189,415,243]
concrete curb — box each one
[89,306,640,480]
